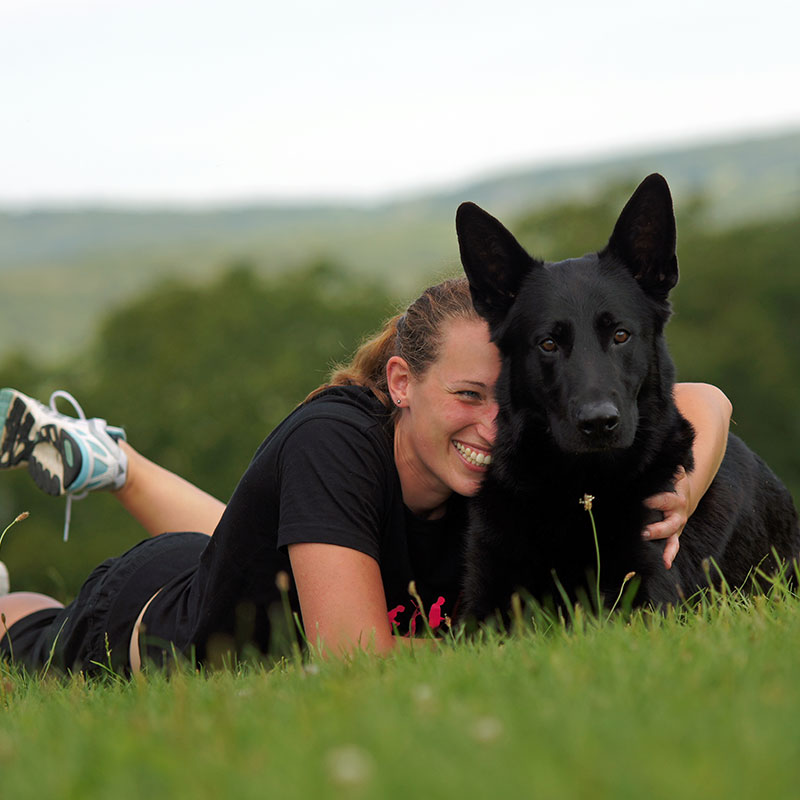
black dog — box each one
[456,174,800,620]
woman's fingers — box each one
[662,534,681,569]
[642,466,689,569]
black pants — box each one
[0,531,208,675]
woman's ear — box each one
[386,356,411,407]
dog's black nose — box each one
[577,402,620,437]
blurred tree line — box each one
[0,184,798,600]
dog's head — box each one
[456,174,678,456]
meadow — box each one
[1,152,798,799]
[2,584,800,800]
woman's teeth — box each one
[454,441,492,467]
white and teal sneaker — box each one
[0,388,128,540]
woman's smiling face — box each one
[389,317,500,516]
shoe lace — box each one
[49,390,90,542]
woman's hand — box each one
[642,382,733,570]
[642,466,691,569]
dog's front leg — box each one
[637,540,685,607]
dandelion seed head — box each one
[411,683,436,711]
[325,745,374,787]
[470,716,504,744]
[412,683,433,703]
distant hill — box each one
[1,129,798,362]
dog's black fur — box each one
[457,174,800,619]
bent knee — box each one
[0,592,64,643]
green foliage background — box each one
[0,181,798,600]
[0,262,394,595]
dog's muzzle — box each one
[577,401,620,438]
[552,400,635,453]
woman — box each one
[0,279,732,673]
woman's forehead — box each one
[435,318,500,380]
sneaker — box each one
[0,388,127,495]
[0,389,128,540]
[0,561,8,596]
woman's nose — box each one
[477,401,498,444]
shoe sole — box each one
[30,423,83,496]
[0,389,82,496]
[0,389,36,469]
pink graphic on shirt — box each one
[388,605,406,627]
[428,596,446,629]
[387,596,448,634]
[408,607,421,635]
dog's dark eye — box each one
[539,337,557,353]
[613,329,630,344]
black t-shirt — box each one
[142,386,466,662]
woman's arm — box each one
[115,442,226,536]
[642,382,733,568]
[288,542,396,657]
[289,543,436,657]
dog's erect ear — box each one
[604,174,678,301]
[456,201,538,327]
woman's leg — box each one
[115,443,225,537]
[0,592,64,647]
[1,388,226,538]
[0,390,224,664]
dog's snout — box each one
[577,401,620,437]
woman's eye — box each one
[458,390,480,400]
[539,337,557,353]
[613,329,630,344]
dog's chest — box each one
[474,473,651,583]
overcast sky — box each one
[2,0,798,206]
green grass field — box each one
[3,586,800,800]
